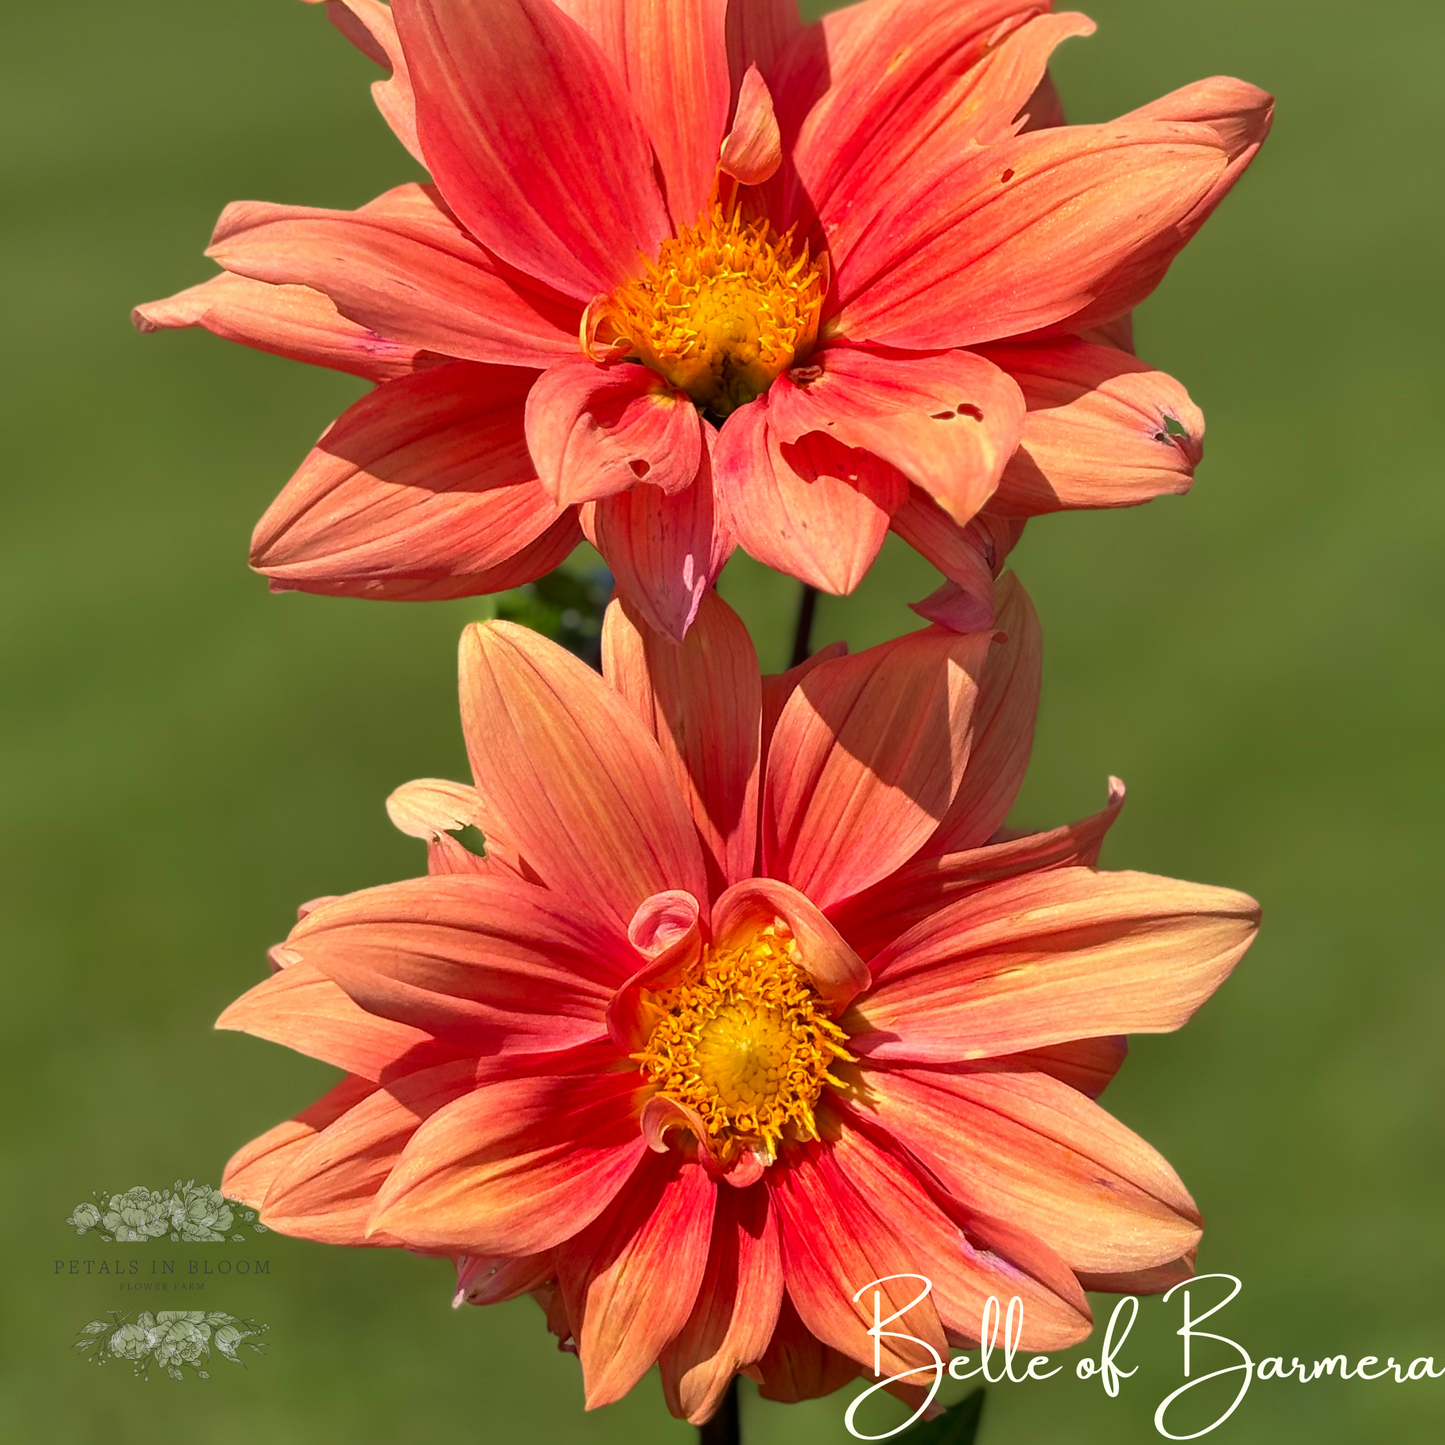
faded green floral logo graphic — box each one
[65,1180,268,1243]
[75,1310,268,1381]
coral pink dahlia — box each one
[218,578,1259,1420]
[136,0,1271,638]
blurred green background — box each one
[3,0,1442,1440]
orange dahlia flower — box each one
[219,578,1258,1420]
[136,0,1271,639]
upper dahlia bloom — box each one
[218,578,1259,1420]
[136,0,1271,639]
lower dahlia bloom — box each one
[136,0,1271,638]
[219,578,1258,1421]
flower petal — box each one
[763,625,991,911]
[392,0,671,301]
[754,1294,860,1403]
[1060,78,1275,335]
[557,1151,716,1408]
[279,875,630,1054]
[726,0,804,93]
[602,589,761,891]
[891,489,1000,632]
[854,1065,1202,1274]
[828,1116,1094,1350]
[458,621,710,933]
[303,0,423,162]
[713,879,869,1012]
[583,438,734,642]
[714,399,907,595]
[216,962,463,1080]
[132,273,438,382]
[250,363,564,592]
[760,642,847,775]
[924,571,1041,854]
[832,778,1126,960]
[385,776,532,881]
[369,1055,650,1255]
[982,340,1204,514]
[660,1183,783,1424]
[262,1058,485,1246]
[207,185,580,369]
[768,1140,947,1377]
[526,361,704,507]
[831,119,1231,349]
[552,0,731,228]
[761,347,1026,525]
[852,868,1261,1063]
[222,1075,376,1209]
[720,64,782,185]
[454,1251,556,1307]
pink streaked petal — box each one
[768,1139,948,1377]
[250,364,563,589]
[660,1182,783,1424]
[368,1055,651,1255]
[261,1057,486,1246]
[453,1250,556,1307]
[132,273,442,382]
[832,778,1127,959]
[924,571,1041,855]
[222,1074,376,1209]
[458,620,709,932]
[207,186,580,368]
[602,589,762,891]
[764,625,991,911]
[982,340,1204,514]
[721,64,782,185]
[831,120,1231,350]
[1059,78,1275,336]
[714,397,907,596]
[852,868,1261,1063]
[584,439,734,642]
[283,875,631,1053]
[726,0,804,97]
[829,1116,1094,1351]
[761,347,1026,526]
[557,1151,716,1408]
[809,11,1096,250]
[216,962,463,1081]
[552,0,731,229]
[713,879,869,1013]
[891,489,999,632]
[526,361,704,507]
[304,0,424,162]
[392,0,671,301]
[853,1065,1201,1275]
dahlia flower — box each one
[136,0,1271,639]
[219,578,1258,1420]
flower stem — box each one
[789,583,819,668]
[698,1378,741,1445]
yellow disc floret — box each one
[595,204,828,418]
[634,926,854,1165]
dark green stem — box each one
[698,1377,741,1445]
[789,583,819,669]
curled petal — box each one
[453,1251,556,1307]
[526,361,704,506]
[384,778,485,840]
[712,878,869,1013]
[720,64,782,185]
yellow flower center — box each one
[596,204,828,418]
[634,927,853,1165]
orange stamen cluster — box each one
[634,927,853,1165]
[593,204,828,418]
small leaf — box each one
[901,1389,986,1444]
